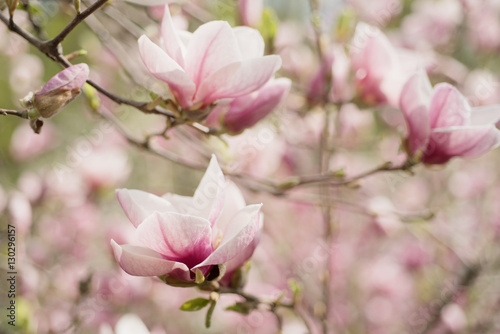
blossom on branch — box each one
[138,5,282,111]
[111,156,263,285]
[400,70,500,164]
[31,63,89,118]
[206,77,291,134]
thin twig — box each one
[0,109,29,119]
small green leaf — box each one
[195,268,205,284]
[226,302,254,315]
[179,298,210,312]
[205,300,216,328]
[83,83,100,111]
[258,8,279,44]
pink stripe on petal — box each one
[191,155,226,226]
[399,70,433,155]
[185,21,242,87]
[194,55,281,106]
[138,35,195,108]
[116,189,176,228]
[111,240,191,279]
[135,212,213,269]
[429,83,471,129]
[423,125,500,164]
[194,204,262,268]
[161,5,186,68]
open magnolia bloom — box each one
[111,156,263,285]
[138,5,282,110]
[400,70,500,164]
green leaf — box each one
[179,298,210,312]
[258,8,279,44]
[195,268,205,284]
[226,302,254,315]
[205,300,216,328]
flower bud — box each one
[33,64,89,118]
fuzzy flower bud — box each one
[32,63,89,118]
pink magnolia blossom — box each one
[138,5,281,110]
[350,23,419,106]
[206,77,291,134]
[33,63,89,118]
[238,0,263,28]
[111,156,263,283]
[400,70,500,165]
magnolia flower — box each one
[350,23,419,106]
[400,70,500,164]
[111,156,263,284]
[31,63,89,118]
[138,5,281,110]
[206,77,291,134]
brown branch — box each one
[0,108,29,119]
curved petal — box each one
[135,212,213,269]
[111,240,191,280]
[194,204,262,268]
[429,83,471,128]
[161,5,186,68]
[191,155,226,226]
[221,213,263,283]
[161,193,194,214]
[37,63,89,95]
[138,35,195,108]
[423,125,500,164]
[212,180,247,244]
[185,21,242,86]
[399,70,433,154]
[233,26,265,59]
[116,189,176,228]
[224,77,291,133]
[470,105,500,126]
[194,55,281,106]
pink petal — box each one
[223,77,291,133]
[138,35,195,108]
[135,212,213,269]
[194,55,282,106]
[351,23,396,87]
[470,105,500,126]
[185,21,242,87]
[211,180,247,243]
[111,240,191,279]
[116,189,176,228]
[399,70,433,155]
[429,83,471,129]
[423,125,500,164]
[233,26,265,59]
[161,5,186,68]
[194,204,262,268]
[161,193,194,214]
[191,155,226,226]
[221,213,263,285]
[37,63,89,96]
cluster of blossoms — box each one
[4,0,500,332]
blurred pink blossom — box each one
[139,6,281,110]
[111,156,263,283]
[400,70,500,164]
[238,0,263,28]
[9,122,57,161]
[350,23,421,106]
